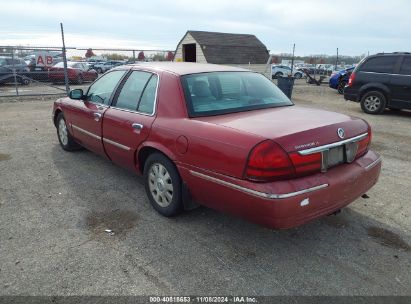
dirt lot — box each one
[0,80,410,296]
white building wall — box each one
[174,33,207,63]
[227,64,271,79]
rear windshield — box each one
[181,72,292,117]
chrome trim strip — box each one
[72,124,101,140]
[103,138,131,151]
[362,71,411,77]
[298,133,368,155]
[189,170,328,199]
[365,156,382,171]
[110,106,153,117]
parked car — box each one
[49,61,98,84]
[85,59,105,70]
[52,62,381,229]
[94,60,124,74]
[329,67,355,94]
[0,56,30,85]
[344,53,411,114]
[272,65,304,79]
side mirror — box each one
[69,89,84,100]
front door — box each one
[69,70,127,157]
[102,70,159,170]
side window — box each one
[138,75,158,114]
[400,57,411,75]
[360,56,398,73]
[85,70,126,105]
[115,71,152,111]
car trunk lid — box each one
[194,105,368,153]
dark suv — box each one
[344,53,411,114]
[0,56,30,85]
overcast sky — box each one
[0,0,410,56]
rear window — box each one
[360,56,398,73]
[181,72,292,117]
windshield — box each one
[181,72,292,117]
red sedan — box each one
[52,63,381,229]
[49,61,98,84]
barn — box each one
[174,30,271,77]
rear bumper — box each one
[178,150,381,229]
[344,87,359,102]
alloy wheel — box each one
[364,95,381,112]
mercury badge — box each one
[337,128,345,139]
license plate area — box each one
[321,142,359,171]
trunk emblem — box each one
[337,128,345,139]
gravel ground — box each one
[0,80,410,296]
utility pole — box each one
[291,43,295,74]
[60,22,70,95]
[335,47,339,70]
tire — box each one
[275,72,283,79]
[56,113,81,151]
[19,77,30,85]
[97,68,103,74]
[294,72,302,79]
[143,153,183,217]
[337,81,346,94]
[360,91,387,114]
[77,75,84,85]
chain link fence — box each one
[0,46,174,98]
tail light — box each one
[244,140,323,182]
[289,152,322,176]
[347,72,356,87]
[244,140,294,182]
[356,127,372,158]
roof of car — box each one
[119,62,250,75]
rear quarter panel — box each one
[145,72,264,178]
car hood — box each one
[194,106,368,152]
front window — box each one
[181,72,292,117]
[85,70,127,105]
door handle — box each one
[93,112,102,121]
[132,123,144,131]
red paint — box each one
[53,63,381,229]
[176,136,189,154]
[49,65,98,83]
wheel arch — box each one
[359,83,390,102]
[53,108,63,127]
[136,142,177,174]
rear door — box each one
[102,70,159,170]
[357,55,398,90]
[390,56,411,107]
[68,70,127,157]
